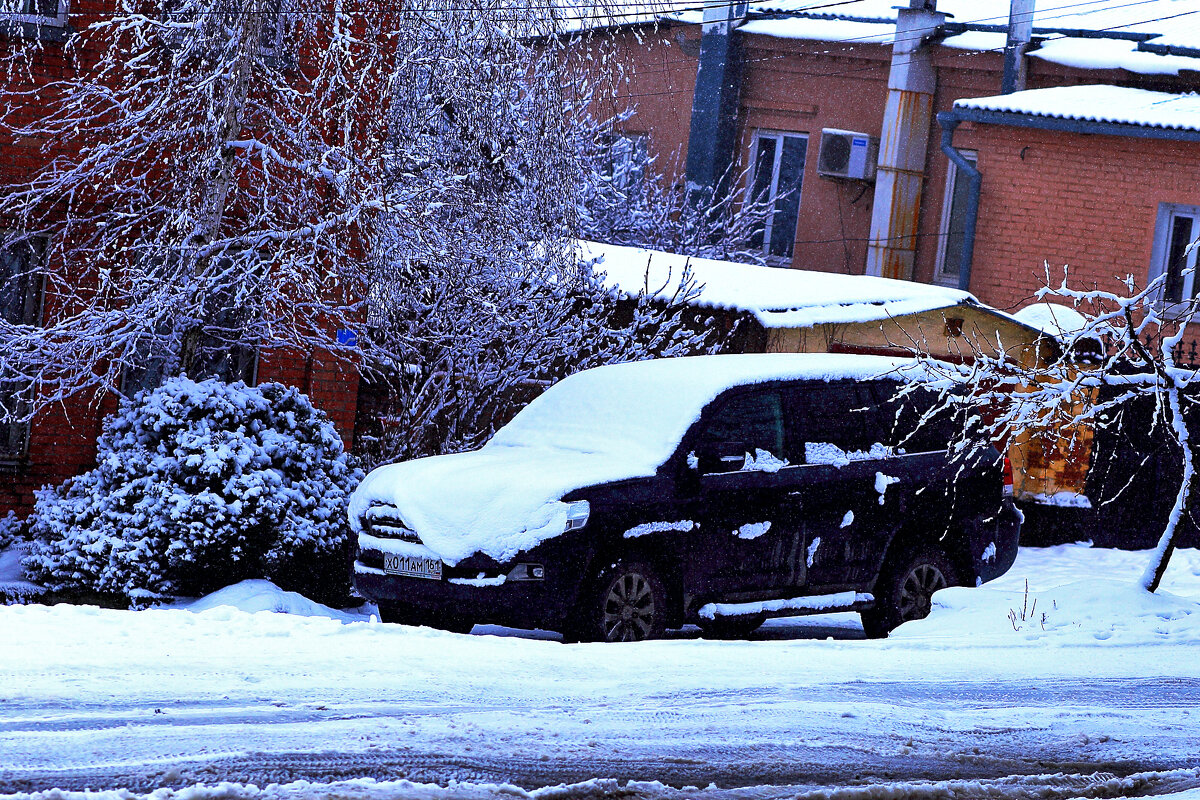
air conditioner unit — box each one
[817,129,878,181]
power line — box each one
[602,3,1200,103]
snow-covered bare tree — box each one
[913,264,1200,594]
[577,128,774,264]
[0,0,412,409]
[354,20,731,465]
[1,0,733,468]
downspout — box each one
[865,1,947,281]
[936,111,980,293]
[684,0,748,203]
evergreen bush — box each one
[23,378,362,605]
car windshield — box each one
[485,362,714,470]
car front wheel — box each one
[861,546,956,639]
[571,560,669,643]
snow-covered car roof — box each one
[351,353,935,564]
[581,240,977,329]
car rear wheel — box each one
[861,545,956,639]
[377,602,474,634]
[571,560,668,643]
[697,612,766,640]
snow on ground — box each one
[1,544,1199,795]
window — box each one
[790,383,878,456]
[697,390,785,471]
[602,134,648,193]
[0,235,45,461]
[1,0,69,39]
[163,0,286,58]
[747,131,808,262]
[1150,203,1200,305]
[934,151,977,288]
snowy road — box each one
[2,545,1200,797]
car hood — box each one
[349,444,660,565]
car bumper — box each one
[354,559,575,631]
[968,498,1022,585]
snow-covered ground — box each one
[2,544,1199,798]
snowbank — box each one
[350,354,927,564]
[183,580,373,623]
[892,544,1200,645]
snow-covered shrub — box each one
[0,511,22,550]
[23,378,362,605]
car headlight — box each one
[564,500,590,531]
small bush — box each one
[23,378,363,605]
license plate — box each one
[383,553,443,580]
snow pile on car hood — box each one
[349,354,927,565]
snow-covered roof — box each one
[669,0,1200,75]
[1011,303,1091,341]
[581,241,976,329]
[954,86,1200,134]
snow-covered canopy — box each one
[350,353,929,564]
[581,240,976,329]
[668,0,1200,76]
[954,86,1200,134]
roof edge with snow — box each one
[950,86,1200,141]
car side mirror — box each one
[696,441,749,475]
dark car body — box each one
[353,358,1021,640]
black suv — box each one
[351,354,1021,641]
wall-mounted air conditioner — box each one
[817,129,878,181]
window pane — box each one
[940,155,977,283]
[700,391,784,458]
[748,137,777,252]
[768,135,807,259]
[1164,214,1195,303]
[792,384,877,454]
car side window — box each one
[695,389,786,472]
[870,384,961,453]
[790,383,882,461]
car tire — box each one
[861,545,956,639]
[697,612,766,640]
[377,602,474,634]
[570,560,669,643]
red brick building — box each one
[583,0,1200,312]
[0,0,362,515]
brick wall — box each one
[960,123,1200,311]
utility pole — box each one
[865,0,946,281]
[1002,0,1036,95]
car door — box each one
[677,387,809,597]
[788,380,904,590]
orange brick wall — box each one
[958,123,1200,311]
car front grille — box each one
[362,504,421,543]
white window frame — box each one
[747,130,808,264]
[1149,202,1200,312]
[933,150,978,288]
[2,0,69,28]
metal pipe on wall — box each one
[865,0,947,282]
